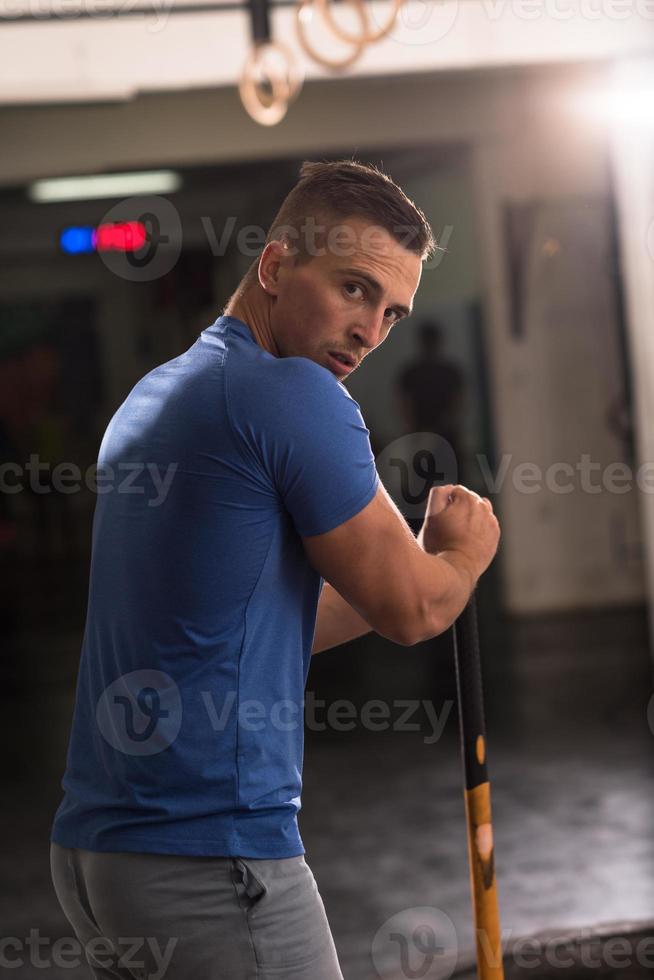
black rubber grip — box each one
[452,592,489,791]
[249,0,271,42]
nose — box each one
[349,312,385,352]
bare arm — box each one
[311,581,373,656]
[302,483,499,647]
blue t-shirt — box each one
[51,315,379,858]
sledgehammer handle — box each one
[453,593,505,979]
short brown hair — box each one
[237,159,435,294]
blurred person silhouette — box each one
[49,160,500,980]
[396,319,466,478]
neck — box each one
[224,285,280,358]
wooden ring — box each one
[315,0,405,44]
[239,40,304,126]
[295,0,366,72]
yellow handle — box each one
[463,781,505,979]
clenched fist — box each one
[417,484,501,580]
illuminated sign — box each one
[60,221,147,255]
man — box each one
[50,160,500,980]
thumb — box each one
[425,484,454,518]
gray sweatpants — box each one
[50,842,345,980]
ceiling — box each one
[1,0,652,105]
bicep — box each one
[301,484,422,645]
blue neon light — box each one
[60,226,97,254]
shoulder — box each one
[230,348,361,419]
[278,355,356,400]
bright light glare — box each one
[28,170,182,203]
[572,85,654,128]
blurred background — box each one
[1,4,654,978]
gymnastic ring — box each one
[295,0,367,72]
[316,0,405,44]
[239,41,304,126]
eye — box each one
[343,283,403,325]
[344,282,365,300]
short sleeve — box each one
[244,358,379,537]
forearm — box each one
[311,581,374,655]
[410,548,477,643]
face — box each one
[259,216,423,380]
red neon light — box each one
[96,221,147,252]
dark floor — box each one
[2,576,654,980]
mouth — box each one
[326,350,356,376]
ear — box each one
[258,239,290,296]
